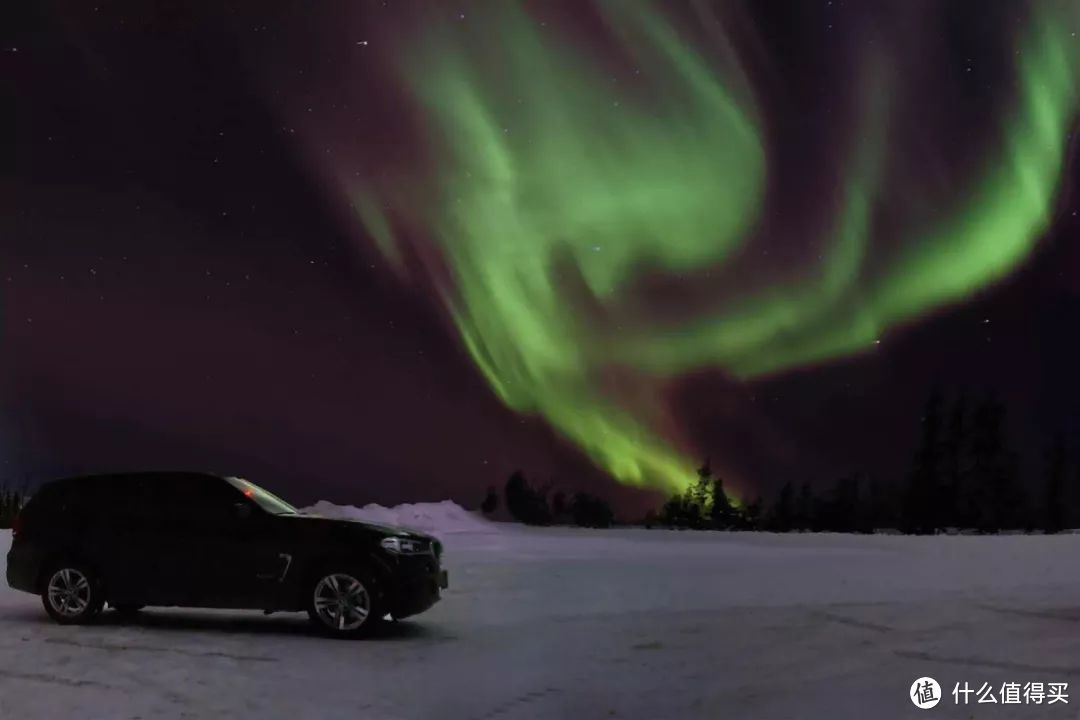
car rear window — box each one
[19,481,84,524]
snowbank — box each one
[299,500,498,535]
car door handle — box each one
[255,554,292,582]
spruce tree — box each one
[480,485,499,515]
[710,474,735,529]
[797,482,814,531]
[1043,437,1067,533]
[905,389,944,533]
[968,393,1022,532]
[771,481,794,531]
[940,392,969,528]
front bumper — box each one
[387,558,448,620]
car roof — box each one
[41,471,225,493]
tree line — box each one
[895,388,1075,534]
[666,389,1079,534]
[646,458,760,530]
[481,471,616,528]
[0,490,25,529]
[487,388,1080,535]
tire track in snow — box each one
[894,650,1080,676]
[817,612,894,634]
[43,636,278,662]
[473,687,562,719]
[0,668,117,689]
[976,603,1080,624]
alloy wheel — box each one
[312,573,371,631]
[46,568,92,618]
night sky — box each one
[5,1,1080,515]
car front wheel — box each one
[306,569,383,639]
[41,564,104,625]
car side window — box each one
[105,477,163,531]
[29,486,67,519]
[147,475,246,534]
[64,482,101,529]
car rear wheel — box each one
[306,569,383,638]
[41,564,104,625]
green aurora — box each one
[349,2,1080,494]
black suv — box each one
[6,472,448,638]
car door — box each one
[84,477,175,605]
[153,475,288,608]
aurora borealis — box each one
[334,1,1080,493]
[7,0,1080,510]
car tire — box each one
[306,568,384,639]
[41,562,105,625]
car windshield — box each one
[225,476,299,515]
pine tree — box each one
[771,481,794,531]
[940,392,969,528]
[480,485,499,515]
[0,489,13,529]
[504,471,550,525]
[968,393,1022,532]
[505,471,529,522]
[829,473,863,533]
[1043,437,1067,533]
[658,495,678,526]
[688,459,712,527]
[740,496,763,530]
[797,482,814,531]
[905,389,944,534]
[570,492,614,528]
[551,491,567,519]
[709,474,735,529]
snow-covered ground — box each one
[4,506,1080,719]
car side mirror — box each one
[234,502,253,521]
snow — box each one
[4,525,1080,719]
[300,499,497,535]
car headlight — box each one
[380,536,429,555]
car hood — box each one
[290,512,434,540]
